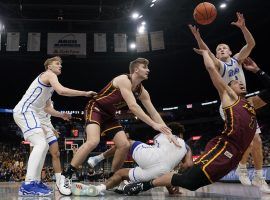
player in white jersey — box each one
[188,12,270,193]
[13,56,96,197]
[71,122,193,196]
[30,99,72,195]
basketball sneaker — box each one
[252,176,270,193]
[87,156,101,168]
[56,175,72,195]
[18,181,51,196]
[71,183,100,196]
[236,165,251,186]
[37,181,53,192]
[123,182,143,195]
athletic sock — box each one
[63,165,76,179]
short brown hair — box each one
[129,58,149,74]
[168,122,185,138]
[44,56,62,70]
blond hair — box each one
[216,43,230,52]
[129,58,149,74]
[44,56,62,70]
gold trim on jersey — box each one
[101,125,123,136]
[96,88,118,102]
[194,138,222,165]
[85,100,93,122]
[99,82,114,97]
[222,107,234,136]
[222,96,240,110]
[202,141,228,183]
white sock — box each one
[238,163,246,169]
[55,173,62,184]
[96,154,105,162]
[25,132,49,182]
[96,184,106,193]
[255,169,263,178]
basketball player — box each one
[63,58,174,190]
[71,122,193,196]
[34,99,72,195]
[188,13,270,192]
[122,48,270,195]
[13,56,96,196]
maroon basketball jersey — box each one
[222,97,256,152]
[93,74,142,115]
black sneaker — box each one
[123,183,143,195]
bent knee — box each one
[117,141,130,150]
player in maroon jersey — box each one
[123,50,270,195]
[63,58,175,185]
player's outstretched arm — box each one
[115,76,171,135]
[46,71,96,97]
[44,99,71,120]
[139,87,166,125]
[232,12,255,63]
[188,24,221,70]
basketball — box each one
[193,2,217,25]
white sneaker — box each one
[252,176,270,193]
[236,166,251,186]
[71,183,100,196]
[87,156,100,168]
[57,175,72,196]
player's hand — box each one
[193,48,209,55]
[166,134,182,148]
[188,24,201,38]
[166,186,181,195]
[243,57,260,73]
[231,12,245,29]
[152,123,171,135]
[53,129,60,138]
[60,112,72,121]
[85,91,97,97]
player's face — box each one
[49,61,62,75]
[136,64,150,80]
[229,80,247,96]
[216,44,232,61]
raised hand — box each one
[231,12,245,29]
[188,24,201,38]
[243,57,260,73]
[193,48,209,55]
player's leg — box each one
[87,146,116,168]
[251,133,270,193]
[236,143,252,185]
[64,123,101,179]
[14,112,51,196]
[111,130,130,172]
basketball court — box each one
[1,182,269,200]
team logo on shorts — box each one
[224,151,233,158]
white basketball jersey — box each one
[153,134,187,170]
[38,108,52,126]
[219,57,246,87]
[14,74,54,113]
[37,99,55,126]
